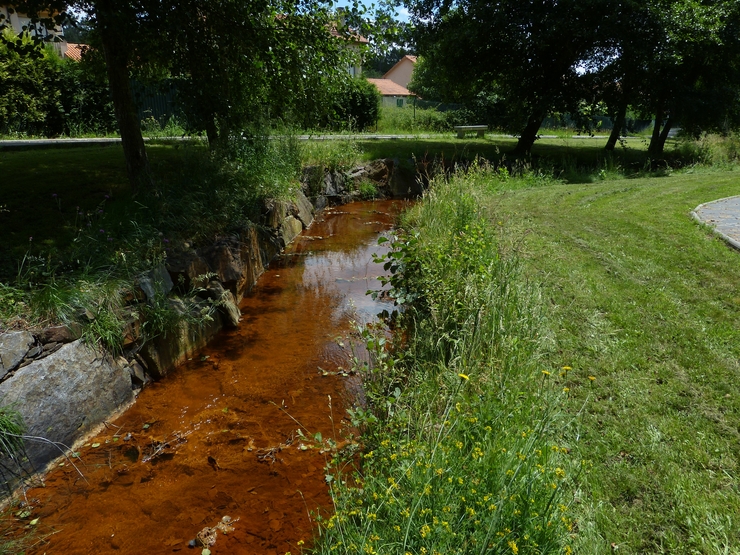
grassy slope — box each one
[489,170,740,553]
[0,144,191,266]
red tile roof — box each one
[63,43,84,62]
[367,78,414,96]
[330,27,370,44]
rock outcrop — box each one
[0,340,134,470]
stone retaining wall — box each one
[0,159,418,481]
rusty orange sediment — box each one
[17,200,406,555]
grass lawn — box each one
[488,168,740,553]
[2,137,655,270]
[0,143,192,278]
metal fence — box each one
[131,79,183,126]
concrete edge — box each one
[690,194,740,252]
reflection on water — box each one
[18,200,406,555]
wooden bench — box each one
[454,125,488,139]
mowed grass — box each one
[486,169,740,553]
[0,144,193,274]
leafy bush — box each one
[0,30,57,135]
[331,78,381,131]
[0,31,115,137]
[377,105,450,133]
[673,133,740,166]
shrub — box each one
[377,105,451,133]
[0,31,115,137]
[331,78,381,131]
[0,30,57,135]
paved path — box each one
[0,134,639,151]
[692,196,740,251]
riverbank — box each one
[8,200,406,554]
[318,163,740,555]
[0,155,416,488]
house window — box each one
[396,98,404,108]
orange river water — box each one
[15,199,406,555]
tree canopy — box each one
[12,0,367,190]
[407,0,740,154]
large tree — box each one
[15,0,361,190]
[158,0,353,147]
[409,0,606,153]
[595,0,740,155]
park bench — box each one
[454,125,488,139]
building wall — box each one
[385,59,415,89]
[381,96,413,108]
[0,5,63,41]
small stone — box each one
[0,331,35,378]
[127,362,147,386]
[38,324,80,344]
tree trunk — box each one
[655,116,673,155]
[648,102,664,156]
[513,115,544,154]
[95,0,151,193]
[205,119,219,147]
[605,101,627,151]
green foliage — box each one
[0,30,115,137]
[0,30,58,135]
[356,178,378,199]
[0,134,301,347]
[331,77,381,131]
[156,1,351,143]
[317,169,575,555]
[673,133,740,166]
[0,405,25,461]
[146,133,301,242]
[376,105,450,133]
[300,138,362,172]
[410,0,604,148]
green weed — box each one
[300,138,362,172]
[316,171,576,555]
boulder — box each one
[389,160,422,197]
[127,361,149,387]
[201,237,244,297]
[0,340,134,470]
[37,324,81,345]
[0,331,34,379]
[139,299,223,379]
[293,189,314,228]
[206,281,241,328]
[165,250,211,292]
[137,264,175,302]
[280,215,304,246]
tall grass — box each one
[672,132,740,167]
[315,168,577,555]
[376,106,452,134]
[1,132,303,348]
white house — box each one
[367,78,415,107]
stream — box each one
[19,200,406,555]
